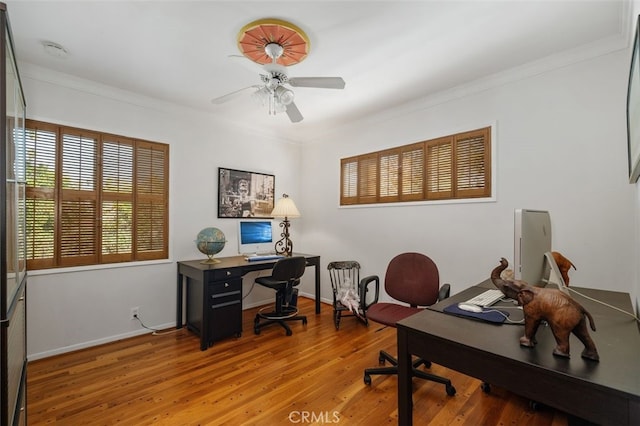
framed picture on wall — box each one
[627,15,640,183]
[218,167,275,218]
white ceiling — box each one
[6,0,629,143]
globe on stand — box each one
[196,227,226,264]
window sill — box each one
[338,195,497,209]
[27,258,174,277]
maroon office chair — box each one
[363,252,456,396]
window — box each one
[340,127,491,205]
[24,120,169,270]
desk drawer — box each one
[210,289,241,307]
[207,278,242,344]
[209,278,242,296]
[208,299,242,342]
[208,268,242,281]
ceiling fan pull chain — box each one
[269,92,276,115]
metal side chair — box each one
[327,261,379,330]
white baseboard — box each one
[28,296,334,361]
[28,322,175,361]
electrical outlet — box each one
[130,307,139,320]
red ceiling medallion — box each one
[237,18,310,66]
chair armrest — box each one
[438,283,451,301]
[359,275,380,309]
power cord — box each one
[481,308,524,324]
[475,297,524,324]
[242,280,257,300]
[242,270,271,300]
[567,287,640,323]
[133,313,180,336]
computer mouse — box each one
[458,303,484,313]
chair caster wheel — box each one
[446,384,456,396]
[286,329,292,336]
[481,382,491,393]
[302,318,308,325]
[378,357,386,365]
[364,374,371,385]
[254,327,260,335]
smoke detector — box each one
[42,41,68,58]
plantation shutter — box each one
[25,123,57,269]
[455,128,491,198]
[379,149,399,202]
[59,129,99,266]
[401,143,424,201]
[358,153,378,204]
[135,141,168,260]
[102,137,134,263]
[339,126,491,205]
[426,137,453,200]
[25,119,169,270]
[340,158,358,205]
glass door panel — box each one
[4,25,26,303]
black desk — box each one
[397,280,640,425]
[176,253,321,350]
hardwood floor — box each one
[27,298,570,425]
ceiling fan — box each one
[211,19,346,123]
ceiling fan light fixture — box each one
[274,101,287,114]
[264,43,284,61]
[252,87,271,106]
[275,86,295,105]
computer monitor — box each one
[237,220,274,255]
[514,208,552,286]
[514,209,568,294]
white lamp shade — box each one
[271,195,300,218]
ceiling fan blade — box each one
[211,85,261,104]
[286,102,304,123]
[288,77,345,89]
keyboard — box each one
[463,289,504,307]
[245,254,284,262]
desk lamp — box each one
[271,194,300,257]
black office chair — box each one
[254,256,308,336]
[327,261,379,330]
[363,252,456,396]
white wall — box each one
[23,66,305,359]
[23,25,640,359]
[300,48,636,306]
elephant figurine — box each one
[490,258,599,362]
